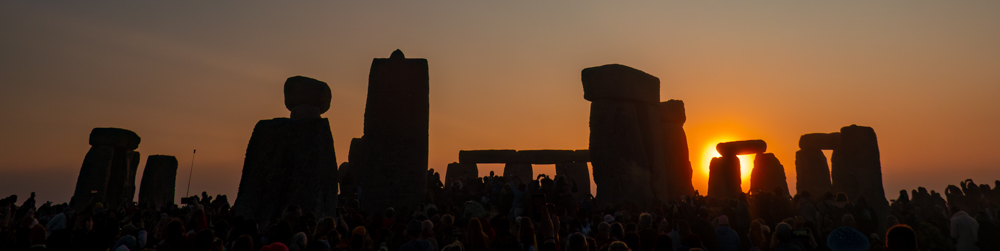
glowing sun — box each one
[700,138,755,191]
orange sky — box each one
[1,1,999,204]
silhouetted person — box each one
[950,207,979,251]
[884,224,917,251]
[400,220,434,251]
[714,215,739,251]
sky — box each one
[1,1,998,205]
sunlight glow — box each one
[701,138,755,192]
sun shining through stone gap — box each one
[702,138,755,192]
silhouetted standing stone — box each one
[708,155,742,199]
[444,162,478,189]
[71,145,115,210]
[655,100,694,199]
[583,64,659,207]
[138,155,178,208]
[556,161,591,201]
[360,50,429,212]
[750,153,789,197]
[233,76,338,227]
[717,140,767,156]
[795,149,832,196]
[338,138,364,198]
[795,132,838,196]
[831,125,889,224]
[71,127,141,210]
[503,163,533,182]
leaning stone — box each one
[360,49,429,213]
[708,155,742,199]
[581,64,660,103]
[799,133,841,150]
[717,140,767,156]
[89,128,141,150]
[750,153,790,197]
[657,100,694,198]
[138,155,178,208]
[284,76,332,118]
[459,150,518,164]
[70,145,115,210]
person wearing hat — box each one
[715,215,739,251]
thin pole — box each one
[186,149,196,197]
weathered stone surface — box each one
[659,100,686,124]
[556,161,591,201]
[339,138,364,198]
[581,64,660,104]
[573,150,591,163]
[502,163,532,182]
[517,150,582,164]
[656,100,694,199]
[799,133,841,150]
[138,155,178,208]
[71,145,115,210]
[795,149,832,196]
[123,151,140,204]
[360,50,429,212]
[831,125,889,224]
[89,128,141,150]
[103,148,136,209]
[750,153,789,197]
[444,162,478,189]
[708,155,742,199]
[284,76,332,119]
[717,140,767,156]
[459,150,517,163]
[233,118,338,227]
[588,100,655,206]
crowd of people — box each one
[2,170,999,251]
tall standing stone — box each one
[831,125,889,223]
[656,100,694,199]
[708,155,742,199]
[71,128,141,210]
[360,50,429,212]
[233,76,338,227]
[750,153,789,197]
[582,64,659,207]
[138,155,178,208]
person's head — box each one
[638,213,652,229]
[406,220,423,239]
[653,234,672,251]
[421,220,435,238]
[773,222,793,243]
[231,234,254,251]
[827,226,869,251]
[610,222,625,239]
[885,224,917,251]
[567,232,589,251]
[289,232,308,251]
[716,215,730,227]
[841,214,856,228]
[597,222,610,239]
[608,241,631,251]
